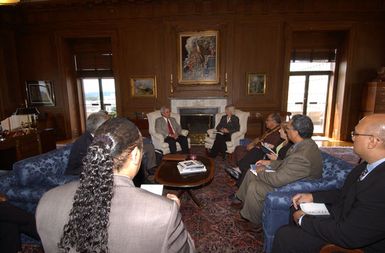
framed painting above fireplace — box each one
[178,30,219,85]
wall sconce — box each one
[224,72,228,96]
[0,0,20,5]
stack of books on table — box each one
[177,160,207,175]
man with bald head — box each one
[272,114,385,253]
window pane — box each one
[82,79,100,118]
[308,75,329,133]
[287,76,306,116]
[101,78,116,115]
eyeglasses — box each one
[350,131,373,138]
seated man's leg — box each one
[176,135,189,154]
[143,142,157,171]
[239,179,273,225]
[236,170,255,202]
[272,225,326,253]
[164,136,177,153]
[236,147,265,187]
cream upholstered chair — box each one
[146,110,190,155]
[204,109,250,155]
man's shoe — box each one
[228,194,243,209]
[225,166,240,180]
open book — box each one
[177,160,207,175]
[300,203,330,216]
[260,142,277,156]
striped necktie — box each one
[358,167,369,181]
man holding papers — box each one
[230,115,323,226]
[273,114,385,253]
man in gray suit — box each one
[36,118,195,253]
[231,114,323,225]
[155,106,189,154]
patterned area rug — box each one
[177,146,263,253]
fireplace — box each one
[179,108,218,144]
[171,98,227,145]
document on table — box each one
[140,184,164,196]
[300,203,330,216]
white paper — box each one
[140,184,163,196]
[249,164,275,176]
[300,203,330,216]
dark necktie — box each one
[167,119,175,135]
[359,167,369,181]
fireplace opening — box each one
[179,107,218,144]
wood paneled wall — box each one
[0,0,384,140]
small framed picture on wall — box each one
[130,76,157,98]
[26,80,55,106]
[247,73,266,95]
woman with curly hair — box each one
[36,118,195,253]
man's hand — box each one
[0,193,7,202]
[293,210,305,225]
[247,142,255,151]
[255,166,266,173]
[222,128,229,133]
[266,153,278,160]
[292,193,313,210]
[167,193,181,207]
[255,160,271,166]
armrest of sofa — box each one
[275,177,342,193]
[13,145,72,187]
[0,172,18,195]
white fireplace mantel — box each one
[170,98,227,113]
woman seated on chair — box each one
[209,104,240,159]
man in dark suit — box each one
[272,114,385,253]
[0,193,40,253]
[208,104,240,159]
[155,106,189,154]
[65,111,110,175]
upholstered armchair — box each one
[204,109,250,155]
[146,110,191,155]
[262,152,355,253]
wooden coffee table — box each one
[155,154,215,207]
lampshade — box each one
[15,107,40,115]
[0,0,20,5]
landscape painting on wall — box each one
[178,30,219,85]
[130,76,157,97]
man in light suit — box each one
[155,106,189,154]
[272,114,385,253]
[36,118,195,253]
[231,114,323,225]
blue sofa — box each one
[0,144,78,244]
[262,151,355,253]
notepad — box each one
[249,164,275,176]
[140,184,163,196]
[300,203,330,216]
